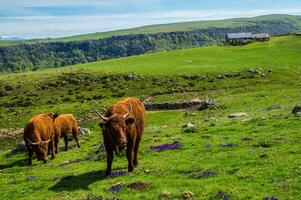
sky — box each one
[0,0,301,39]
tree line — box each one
[0,20,299,72]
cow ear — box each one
[99,122,104,128]
[126,118,135,125]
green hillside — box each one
[54,14,301,42]
[0,35,300,199]
[1,14,301,46]
[1,14,301,73]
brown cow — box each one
[53,114,80,153]
[96,97,145,176]
[23,113,58,165]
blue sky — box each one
[0,0,301,39]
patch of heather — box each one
[27,175,37,181]
[86,194,121,200]
[108,183,124,193]
[183,169,218,179]
[215,191,230,200]
[106,171,128,178]
[226,168,240,174]
[241,137,253,141]
[218,143,237,148]
[271,178,286,183]
[150,142,182,151]
[127,181,151,190]
[263,196,278,200]
[272,138,287,141]
[58,144,77,151]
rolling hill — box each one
[0,35,300,199]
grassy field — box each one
[1,14,300,46]
[0,35,300,199]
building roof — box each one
[252,33,270,38]
[226,32,252,39]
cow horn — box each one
[123,103,132,119]
[44,139,52,144]
[95,108,109,121]
[26,137,39,146]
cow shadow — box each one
[0,158,27,170]
[49,170,106,191]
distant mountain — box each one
[0,14,301,72]
[0,36,24,41]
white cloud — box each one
[0,0,168,8]
[1,7,301,38]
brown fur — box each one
[53,114,80,153]
[99,97,145,175]
[23,113,58,165]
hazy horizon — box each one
[1,0,301,39]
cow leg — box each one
[48,143,51,155]
[54,135,59,154]
[126,139,135,172]
[105,148,114,176]
[63,135,68,151]
[51,138,55,160]
[72,128,80,148]
[133,137,141,167]
[27,146,33,166]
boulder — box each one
[79,127,91,136]
[228,112,247,118]
[182,122,195,128]
[15,142,26,151]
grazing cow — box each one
[96,97,145,176]
[53,114,80,153]
[23,113,58,165]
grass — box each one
[0,35,301,199]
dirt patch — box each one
[127,181,151,190]
[60,157,93,167]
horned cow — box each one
[96,97,145,176]
[23,113,58,165]
[53,114,80,153]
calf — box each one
[53,114,80,153]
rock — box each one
[228,112,247,118]
[182,122,195,128]
[182,191,194,199]
[267,103,282,110]
[295,112,301,117]
[15,142,26,151]
[292,105,301,115]
[27,175,37,181]
[144,169,153,174]
[241,118,252,123]
[160,190,171,198]
[79,127,91,136]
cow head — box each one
[26,138,52,163]
[96,105,134,154]
[46,112,59,121]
